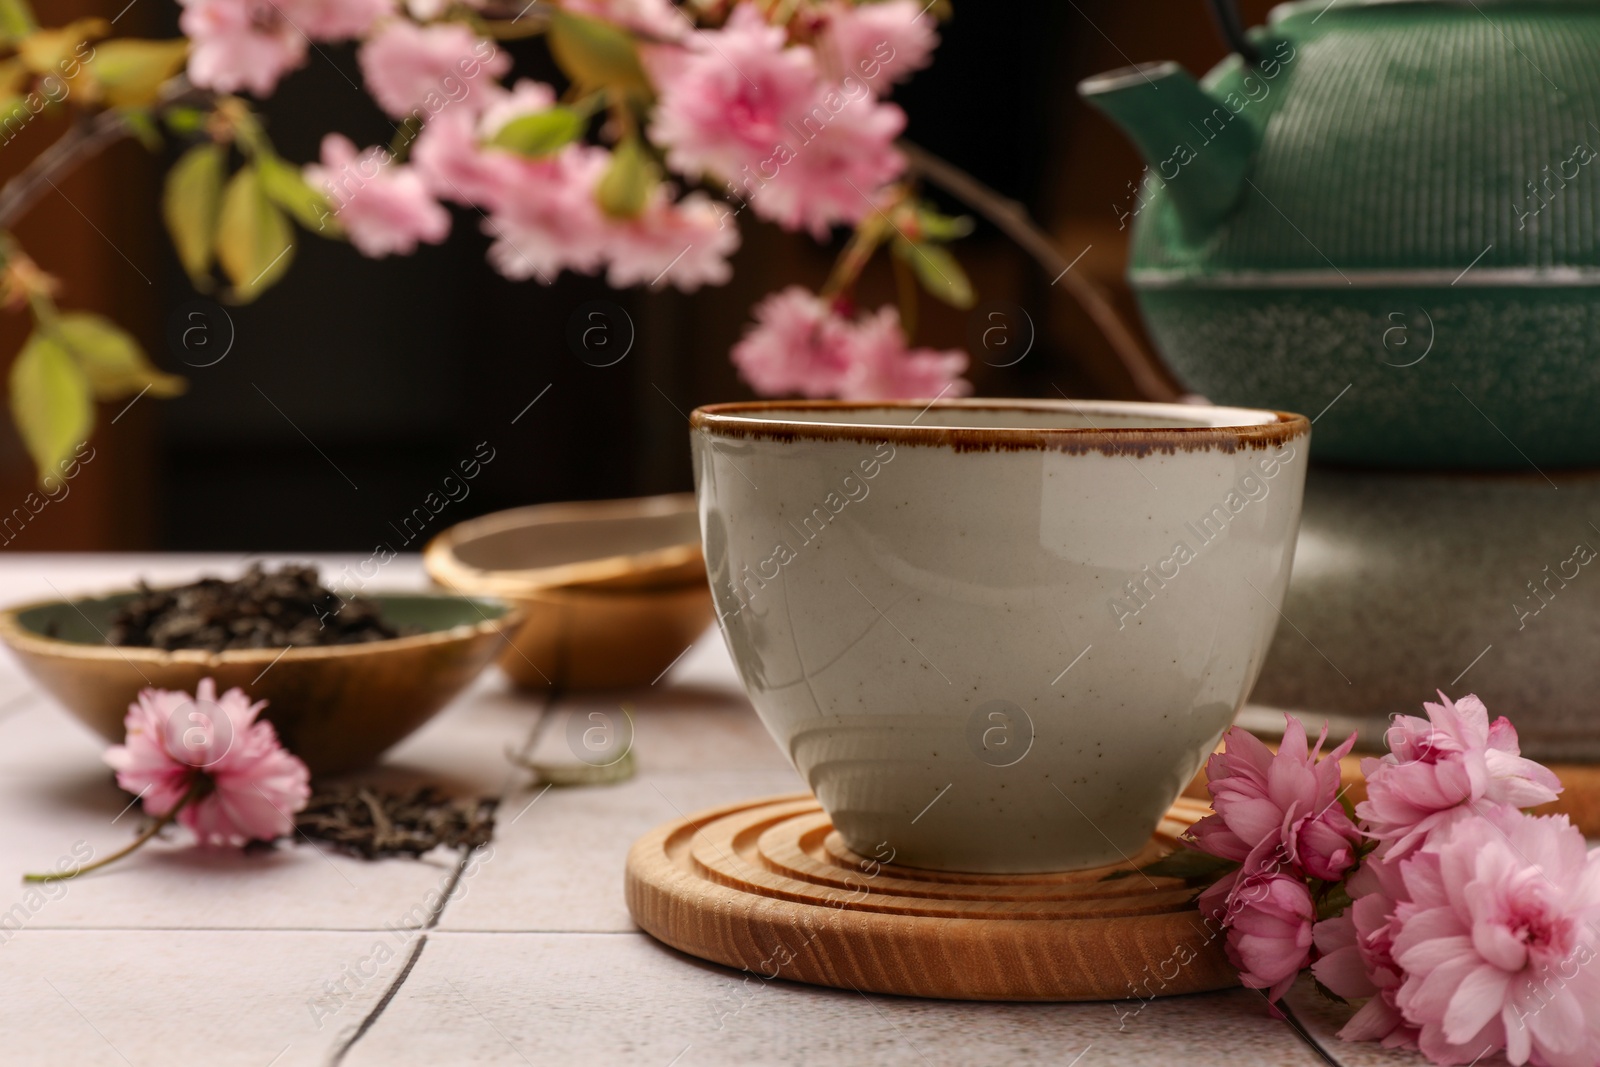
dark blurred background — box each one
[0,0,1276,553]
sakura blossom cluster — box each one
[732,287,968,400]
[1188,695,1598,1067]
[175,0,967,399]
[645,2,931,239]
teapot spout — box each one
[1078,61,1256,239]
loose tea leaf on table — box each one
[107,563,410,651]
[295,785,497,860]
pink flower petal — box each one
[1441,963,1511,1044]
[1337,996,1410,1043]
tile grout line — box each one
[327,692,561,1065]
[328,849,472,1064]
[329,930,430,1065]
[1276,992,1346,1067]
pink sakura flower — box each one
[743,96,906,239]
[431,79,613,282]
[836,305,969,400]
[814,0,938,90]
[1312,859,1419,1049]
[1188,717,1361,883]
[1212,868,1318,1002]
[731,285,860,396]
[412,78,739,288]
[731,286,968,400]
[1391,807,1600,1067]
[283,0,394,41]
[180,0,395,96]
[305,134,451,258]
[179,0,307,97]
[405,0,486,17]
[646,4,906,237]
[483,144,615,282]
[646,6,818,180]
[563,0,688,40]
[602,187,740,292]
[358,20,509,119]
[411,100,525,207]
[1359,692,1562,859]
[104,678,311,847]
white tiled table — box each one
[0,556,1378,1066]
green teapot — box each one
[1080,0,1600,469]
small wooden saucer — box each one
[625,793,1239,1001]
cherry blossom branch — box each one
[0,109,134,230]
[898,140,1182,403]
[0,80,213,233]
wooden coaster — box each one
[625,792,1239,1001]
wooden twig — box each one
[0,79,213,232]
[899,140,1182,402]
[0,109,134,229]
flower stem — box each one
[23,778,203,883]
[897,140,1183,403]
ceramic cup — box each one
[691,399,1310,872]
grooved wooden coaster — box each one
[624,793,1239,1001]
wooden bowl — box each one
[0,592,522,775]
[424,494,714,689]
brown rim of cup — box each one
[689,399,1310,456]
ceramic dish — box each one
[424,494,714,689]
[0,591,521,774]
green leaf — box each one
[1101,848,1239,883]
[547,11,649,94]
[0,57,28,96]
[257,152,338,236]
[9,331,91,480]
[163,142,225,287]
[53,312,185,401]
[914,207,974,242]
[595,136,656,219]
[892,238,975,309]
[91,38,188,108]
[162,106,206,136]
[0,0,36,44]
[388,114,424,159]
[488,107,588,158]
[215,164,294,303]
[16,17,105,75]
